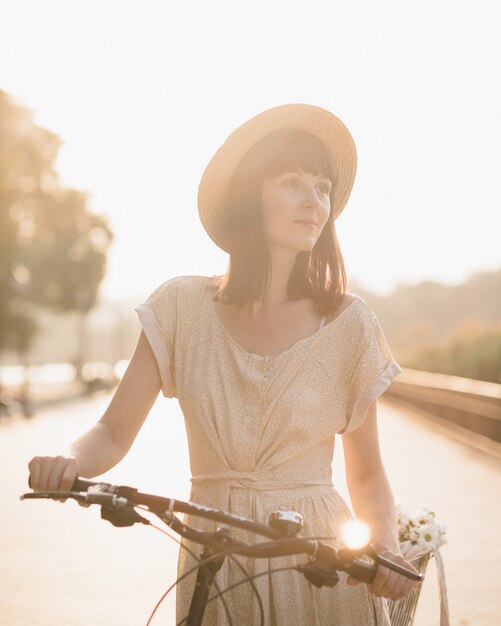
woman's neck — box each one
[253,248,298,311]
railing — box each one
[387,368,501,443]
[3,361,501,446]
[0,361,121,417]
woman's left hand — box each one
[347,548,420,601]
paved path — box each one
[1,392,500,625]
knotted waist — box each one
[188,469,343,571]
[190,469,333,491]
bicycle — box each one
[22,477,423,626]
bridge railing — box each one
[387,368,501,443]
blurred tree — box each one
[361,268,501,382]
[441,321,501,383]
[401,321,501,384]
[0,90,113,362]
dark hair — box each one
[213,128,347,316]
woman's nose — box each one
[301,185,321,208]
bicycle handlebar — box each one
[22,476,424,585]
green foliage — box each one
[402,321,501,384]
[0,90,113,355]
[359,270,501,384]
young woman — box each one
[28,104,418,625]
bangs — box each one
[235,128,337,184]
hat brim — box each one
[198,103,357,253]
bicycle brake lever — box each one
[100,502,149,527]
[20,491,87,502]
[297,560,340,588]
[368,546,424,581]
[85,492,129,506]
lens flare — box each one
[341,520,371,549]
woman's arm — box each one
[342,400,417,600]
[28,330,162,491]
[342,400,399,552]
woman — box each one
[28,104,418,625]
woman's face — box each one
[261,169,332,254]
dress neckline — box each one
[207,284,360,359]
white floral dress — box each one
[135,275,401,625]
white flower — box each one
[413,507,435,525]
[437,522,449,538]
[416,524,443,550]
[398,514,411,528]
[398,527,410,542]
[395,502,406,516]
[396,504,447,553]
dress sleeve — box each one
[134,279,178,398]
[341,311,402,435]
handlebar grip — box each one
[347,552,424,583]
[27,476,101,491]
[72,478,100,492]
[345,559,377,584]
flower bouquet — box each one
[386,504,449,626]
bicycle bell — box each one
[268,510,304,536]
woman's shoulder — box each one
[138,275,217,330]
[146,274,217,302]
[319,292,384,347]
[341,291,382,319]
[313,292,392,377]
[349,293,386,327]
[336,292,357,316]
[340,293,393,355]
[324,292,367,324]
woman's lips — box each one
[294,220,317,228]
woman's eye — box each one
[317,183,331,194]
[284,177,300,187]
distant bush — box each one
[400,320,501,384]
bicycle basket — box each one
[386,552,431,626]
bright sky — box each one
[1,0,500,300]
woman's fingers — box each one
[28,455,79,493]
[399,574,419,599]
[369,550,420,600]
[37,457,54,491]
[47,456,74,491]
[385,571,407,600]
[371,567,407,599]
[48,456,77,501]
[47,457,64,491]
[27,457,41,490]
[369,563,391,596]
[59,459,79,492]
[28,455,86,505]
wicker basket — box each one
[386,552,431,626]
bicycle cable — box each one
[176,565,297,626]
[136,505,263,626]
[164,532,347,626]
[134,506,234,626]
[157,508,265,626]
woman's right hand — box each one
[28,455,79,493]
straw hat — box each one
[197,103,357,252]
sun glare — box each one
[340,520,371,549]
